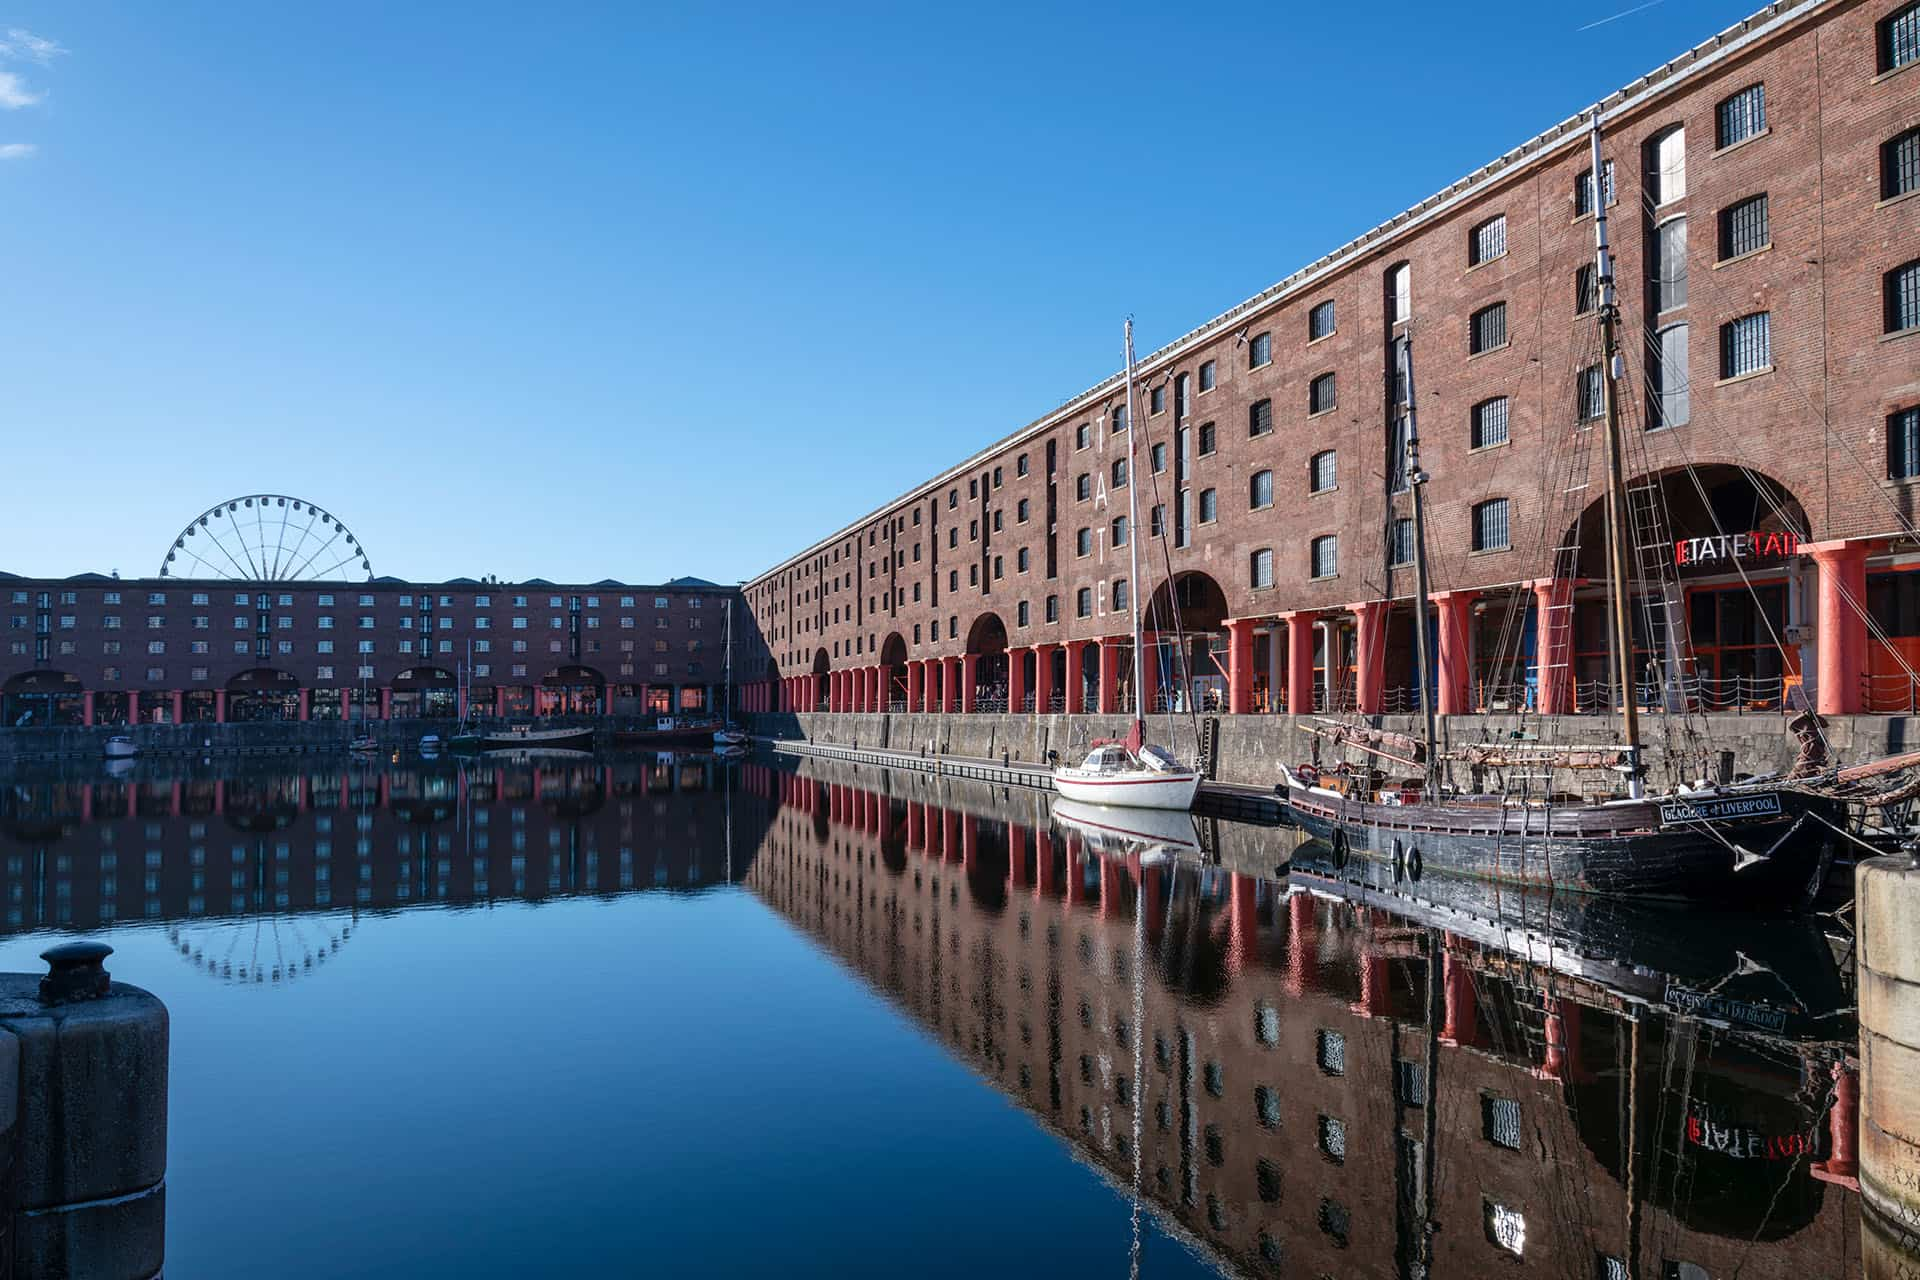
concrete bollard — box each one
[1858,854,1920,1251]
[0,942,168,1280]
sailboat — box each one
[348,668,378,753]
[1052,319,1203,812]
[1282,115,1842,904]
[714,599,747,749]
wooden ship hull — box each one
[1282,775,1838,906]
[449,725,596,753]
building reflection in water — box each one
[744,757,1863,1280]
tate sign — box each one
[1673,530,1800,567]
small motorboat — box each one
[103,734,139,760]
[449,723,595,753]
[348,734,380,754]
[713,723,748,748]
[614,716,717,749]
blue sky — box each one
[2,1,1758,585]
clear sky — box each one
[2,0,1760,586]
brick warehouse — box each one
[739,0,1920,727]
[0,571,770,726]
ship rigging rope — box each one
[1133,366,1202,756]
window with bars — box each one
[1075,587,1091,618]
[1075,528,1092,557]
[1482,1095,1523,1149]
[1112,580,1128,610]
[1887,259,1920,333]
[1888,407,1920,479]
[1311,536,1337,580]
[1309,450,1337,493]
[1575,263,1597,314]
[1651,323,1691,428]
[1575,159,1615,215]
[1249,469,1274,508]
[1654,216,1688,312]
[1721,312,1771,377]
[1472,498,1511,552]
[1198,422,1215,455]
[1469,214,1507,265]
[1198,488,1216,522]
[1577,364,1605,421]
[1248,398,1273,437]
[1719,194,1769,260]
[1111,458,1128,488]
[1887,128,1920,200]
[1150,441,1167,473]
[1716,84,1766,148]
[1470,301,1508,353]
[1390,518,1414,567]
[1309,372,1336,414]
[1248,332,1272,368]
[1389,413,1410,493]
[1472,396,1510,448]
[1318,1115,1347,1163]
[1250,548,1274,589]
[1309,299,1335,340]
[1880,2,1919,73]
[1395,1060,1427,1106]
[1111,515,1128,546]
[1148,385,1165,415]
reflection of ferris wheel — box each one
[166,911,354,985]
[159,494,373,581]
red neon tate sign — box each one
[1673,531,1800,567]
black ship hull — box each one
[1283,779,1837,906]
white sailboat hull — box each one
[1051,766,1200,811]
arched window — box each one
[1249,470,1274,509]
[1309,451,1337,494]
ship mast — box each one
[1122,320,1148,752]
[1589,114,1645,797]
[1399,334,1440,792]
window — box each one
[1198,359,1215,392]
[1149,441,1167,473]
[1112,580,1129,610]
[1016,497,1029,523]
[1885,2,1920,71]
[1016,452,1029,477]
[1149,384,1165,415]
[1250,548,1274,589]
[1867,127,1920,211]
[1309,450,1336,493]
[1111,516,1128,546]
[1716,83,1766,149]
[1887,259,1920,333]
[1651,323,1690,427]
[1887,406,1920,478]
[1308,299,1335,340]
[1577,364,1605,420]
[1249,470,1274,509]
[1309,372,1336,414]
[1472,498,1511,552]
[1075,423,1090,450]
[1111,458,1128,488]
[1198,488,1216,523]
[1174,371,1190,419]
[1076,528,1092,557]
[1075,587,1092,618]
[1248,398,1273,437]
[1248,332,1271,367]
[1471,396,1510,449]
[1575,263,1597,314]
[1075,473,1091,501]
[1470,301,1508,353]
[1482,1095,1523,1149]
[1470,214,1507,265]
[1388,262,1411,323]
[1045,594,1058,622]
[1646,125,1686,205]
[1197,422,1215,455]
[1575,159,1615,215]
[1149,505,1164,538]
[1390,517,1414,567]
[1310,535,1337,580]
[1720,311,1771,377]
[1713,194,1768,263]
[1318,1115,1347,1163]
[1654,216,1688,311]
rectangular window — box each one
[1575,159,1615,215]
[1016,452,1028,476]
[1888,259,1920,333]
[1716,83,1766,149]
[1718,194,1768,261]
[1198,360,1215,392]
[1076,587,1091,618]
[1310,535,1337,580]
[1198,422,1215,455]
[1575,263,1597,314]
[1315,1029,1346,1075]
[1482,1095,1523,1150]
[1249,470,1273,508]
[1654,216,1687,312]
[1720,312,1771,378]
[1149,385,1165,415]
[1198,488,1216,523]
[1150,441,1167,473]
[1248,398,1273,437]
[1472,498,1511,552]
[1308,299,1335,340]
[1888,406,1920,479]
[1248,332,1271,368]
[1309,451,1336,493]
[1578,364,1605,421]
[1646,125,1686,205]
[1470,302,1508,354]
[1885,2,1920,71]
[1309,372,1336,415]
[1389,263,1411,323]
[1075,474,1091,501]
[1471,397,1510,449]
[1390,518,1414,567]
[1470,214,1507,265]
[1250,548,1274,589]
[1651,323,1690,427]
[1887,127,1920,200]
[1110,516,1127,547]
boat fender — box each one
[1330,827,1349,869]
[1407,846,1423,882]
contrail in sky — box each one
[1577,0,1667,32]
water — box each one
[0,751,1865,1276]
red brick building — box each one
[741,0,1920,724]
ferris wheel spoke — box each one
[305,547,363,582]
[161,495,372,584]
[287,531,347,581]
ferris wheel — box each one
[167,911,354,986]
[159,494,373,581]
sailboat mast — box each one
[1589,114,1645,794]
[1399,334,1440,790]
[724,598,733,719]
[1122,320,1148,739]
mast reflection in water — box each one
[0,751,1865,1277]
